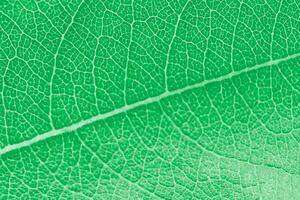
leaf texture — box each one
[1,0,300,199]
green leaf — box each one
[1,0,300,199]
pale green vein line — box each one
[1,53,300,156]
[49,0,85,129]
[75,132,163,200]
[164,0,191,91]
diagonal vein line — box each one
[1,53,300,156]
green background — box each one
[1,0,300,199]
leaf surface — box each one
[1,0,300,199]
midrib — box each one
[1,53,300,156]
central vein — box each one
[1,52,300,156]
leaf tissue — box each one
[1,0,300,199]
